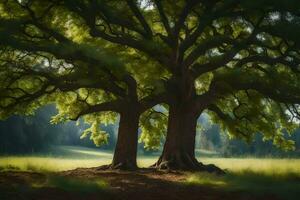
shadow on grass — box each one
[45,175,108,193]
[0,171,111,200]
[186,169,300,200]
[3,169,299,200]
[0,164,21,171]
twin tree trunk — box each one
[103,99,224,173]
[109,102,200,171]
[109,106,139,170]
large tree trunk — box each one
[153,104,225,174]
[109,108,139,170]
[153,104,199,170]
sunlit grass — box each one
[0,157,109,172]
[200,158,300,174]
[1,146,300,175]
[0,156,157,172]
[186,172,227,187]
[0,146,112,172]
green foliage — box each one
[1,0,300,152]
[208,66,300,150]
[209,91,297,151]
[80,121,109,147]
[195,73,213,95]
[139,107,168,150]
[81,112,117,145]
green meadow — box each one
[1,146,299,173]
[1,146,300,200]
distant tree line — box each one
[199,123,300,157]
[1,106,299,157]
[0,106,117,154]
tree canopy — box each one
[1,0,300,171]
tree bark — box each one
[153,103,225,174]
[153,103,200,170]
[109,107,139,170]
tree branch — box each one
[153,0,173,37]
[70,100,123,121]
[126,0,153,39]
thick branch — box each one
[126,0,153,38]
[211,69,300,105]
[183,36,234,68]
[173,0,200,38]
[71,100,123,121]
[153,0,173,37]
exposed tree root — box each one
[95,154,225,175]
[152,154,226,175]
[96,161,138,171]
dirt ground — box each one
[0,168,280,200]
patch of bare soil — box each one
[0,169,280,200]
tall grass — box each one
[1,157,299,174]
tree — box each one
[1,0,300,172]
[0,0,166,170]
[142,0,300,171]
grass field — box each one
[1,146,300,200]
[0,146,300,174]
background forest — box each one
[1,106,299,157]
